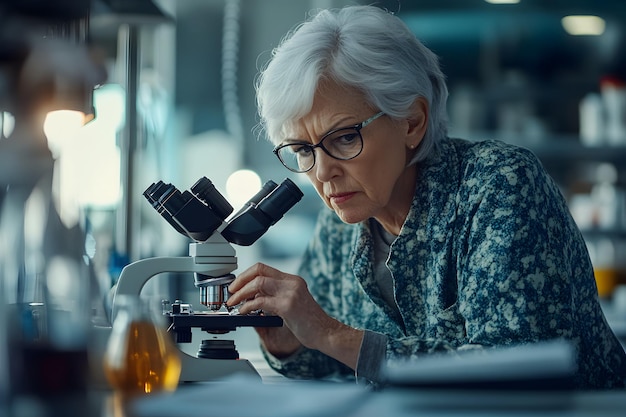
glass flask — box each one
[103,296,181,396]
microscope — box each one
[111,176,303,382]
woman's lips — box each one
[329,192,356,205]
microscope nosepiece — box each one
[196,274,235,311]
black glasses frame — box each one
[273,111,385,173]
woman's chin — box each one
[334,209,368,225]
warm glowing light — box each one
[485,0,520,4]
[562,15,606,36]
[225,169,262,212]
[62,132,121,208]
[68,84,125,208]
[43,110,86,156]
[43,110,86,227]
[43,84,125,220]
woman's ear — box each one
[406,97,428,148]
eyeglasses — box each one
[273,111,385,173]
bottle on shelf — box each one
[579,76,626,147]
[601,76,626,146]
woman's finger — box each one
[228,263,291,305]
[228,262,277,292]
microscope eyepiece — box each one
[248,180,279,206]
[143,177,303,246]
[143,181,224,242]
[144,181,188,236]
[221,178,303,246]
[143,181,167,207]
[191,177,233,220]
[160,188,190,216]
[227,180,278,220]
[256,178,303,224]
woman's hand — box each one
[226,263,363,369]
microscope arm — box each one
[115,256,191,298]
[112,255,237,317]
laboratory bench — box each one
[5,296,625,417]
[6,340,626,417]
[87,378,626,417]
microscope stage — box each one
[167,312,283,332]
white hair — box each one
[255,5,449,163]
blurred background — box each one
[1,0,626,324]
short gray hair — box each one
[255,5,449,164]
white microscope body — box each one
[109,177,302,382]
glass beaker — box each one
[103,296,181,396]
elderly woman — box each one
[226,5,626,388]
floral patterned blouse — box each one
[262,138,626,389]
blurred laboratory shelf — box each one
[529,141,626,166]
[464,133,626,165]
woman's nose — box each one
[312,149,340,182]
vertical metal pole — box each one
[117,24,140,262]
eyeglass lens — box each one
[277,127,363,172]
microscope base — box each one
[178,350,261,383]
[169,313,282,383]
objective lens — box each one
[200,285,231,311]
[196,274,235,311]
